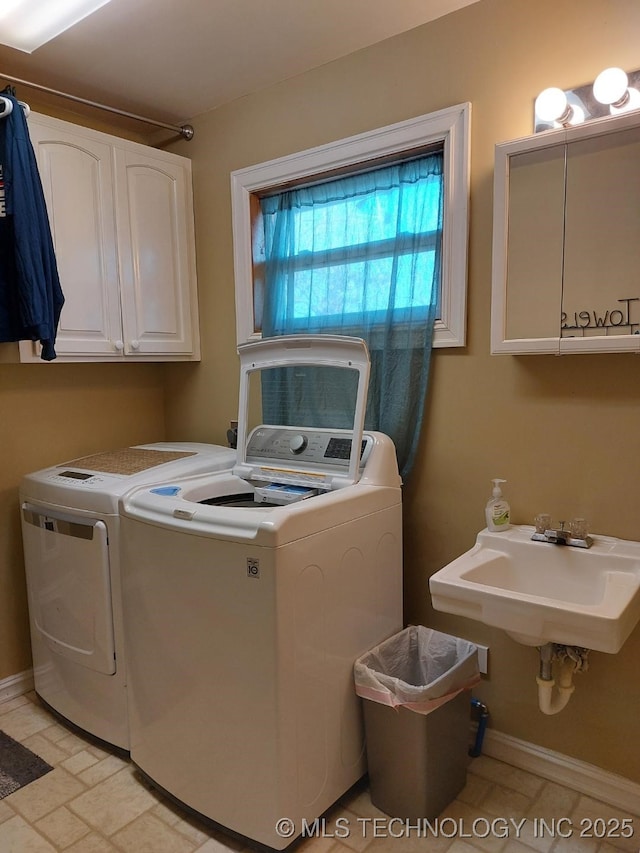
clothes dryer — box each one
[120,337,403,848]
[20,442,236,750]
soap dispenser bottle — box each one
[485,478,511,532]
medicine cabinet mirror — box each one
[491,109,640,354]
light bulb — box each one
[535,87,571,123]
[566,103,585,126]
[611,86,640,114]
[593,67,629,106]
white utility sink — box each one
[429,525,640,653]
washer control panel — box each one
[246,427,372,470]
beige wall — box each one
[2,0,639,784]
[165,0,640,781]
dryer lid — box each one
[234,335,370,488]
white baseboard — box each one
[482,728,640,817]
[0,669,34,705]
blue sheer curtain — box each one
[260,151,443,479]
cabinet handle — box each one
[114,340,124,351]
[130,340,140,350]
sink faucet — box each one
[531,519,593,548]
[544,521,571,545]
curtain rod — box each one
[0,71,194,140]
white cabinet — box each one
[491,109,640,356]
[19,113,200,362]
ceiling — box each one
[0,0,479,135]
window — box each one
[231,103,470,347]
[258,150,444,337]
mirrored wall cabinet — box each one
[491,109,640,354]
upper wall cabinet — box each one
[491,109,640,355]
[19,113,200,362]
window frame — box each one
[230,103,471,347]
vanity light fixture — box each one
[0,0,112,53]
[534,67,640,132]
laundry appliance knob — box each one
[289,434,308,454]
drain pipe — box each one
[536,643,589,715]
[469,698,489,757]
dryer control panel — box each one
[41,470,118,489]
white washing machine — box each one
[120,336,403,849]
[20,441,236,751]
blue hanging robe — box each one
[0,92,64,360]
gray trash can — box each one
[354,625,480,820]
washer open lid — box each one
[234,335,370,488]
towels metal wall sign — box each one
[561,296,640,337]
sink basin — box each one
[428,525,640,653]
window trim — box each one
[230,103,471,347]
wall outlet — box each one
[475,644,489,675]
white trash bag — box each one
[354,625,480,716]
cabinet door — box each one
[114,149,198,356]
[25,120,124,358]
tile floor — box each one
[0,692,637,853]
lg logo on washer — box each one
[247,558,260,578]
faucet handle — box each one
[534,513,552,533]
[569,518,588,540]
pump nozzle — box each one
[491,478,506,498]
